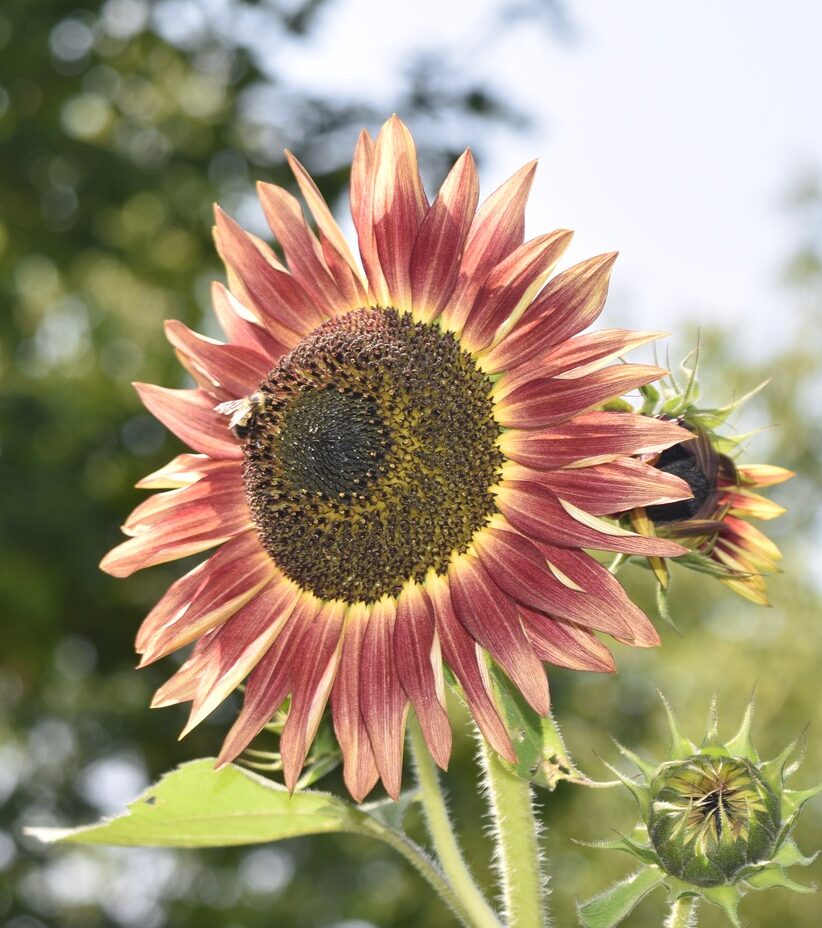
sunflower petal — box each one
[257,181,350,317]
[214,592,314,765]
[410,149,479,322]
[394,583,452,769]
[440,160,537,333]
[360,598,409,800]
[498,412,692,469]
[214,206,325,338]
[449,553,550,715]
[280,600,345,792]
[133,383,242,459]
[137,534,279,667]
[481,253,617,373]
[519,608,616,673]
[180,577,303,738]
[496,480,686,557]
[332,604,381,802]
[372,115,429,312]
[350,129,390,306]
[210,281,291,358]
[509,458,692,515]
[425,572,516,763]
[494,364,668,429]
[461,230,573,353]
[165,320,270,400]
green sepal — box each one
[671,550,739,579]
[772,838,820,869]
[744,867,815,893]
[658,691,697,760]
[602,398,635,413]
[700,885,743,927]
[611,737,657,783]
[576,830,661,867]
[598,757,652,817]
[577,868,666,928]
[759,733,806,792]
[487,664,593,789]
[638,382,660,415]
[724,692,759,763]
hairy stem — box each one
[477,732,548,928]
[408,719,502,928]
[665,896,699,928]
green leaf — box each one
[577,868,666,928]
[745,867,815,893]
[488,664,592,789]
[25,758,371,848]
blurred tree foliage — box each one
[0,2,819,927]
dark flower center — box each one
[646,441,717,524]
[241,307,503,603]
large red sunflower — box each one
[102,116,693,802]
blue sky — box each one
[270,0,822,353]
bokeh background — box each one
[2,1,821,926]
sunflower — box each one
[101,116,692,802]
[624,366,793,605]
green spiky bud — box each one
[577,694,821,928]
[647,754,781,886]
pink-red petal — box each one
[410,149,479,323]
[480,253,617,373]
[449,554,550,715]
[372,115,429,311]
[134,383,242,459]
[495,480,686,556]
[280,600,345,791]
[394,583,452,769]
[425,573,516,763]
[164,320,270,400]
[519,608,616,673]
[360,597,409,800]
[332,604,381,802]
[511,458,692,515]
[440,161,537,333]
[494,363,667,429]
[460,230,573,353]
[498,412,693,469]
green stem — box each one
[665,896,698,928]
[477,733,548,928]
[409,720,503,928]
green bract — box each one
[577,694,821,928]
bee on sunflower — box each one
[612,349,794,609]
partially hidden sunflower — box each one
[101,116,694,801]
[624,371,794,605]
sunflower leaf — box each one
[488,664,593,790]
[24,758,373,848]
[577,868,666,928]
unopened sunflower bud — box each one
[577,694,821,928]
[647,754,781,886]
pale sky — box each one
[270,0,822,354]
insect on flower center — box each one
[240,307,504,603]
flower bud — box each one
[647,754,780,886]
[577,694,821,928]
